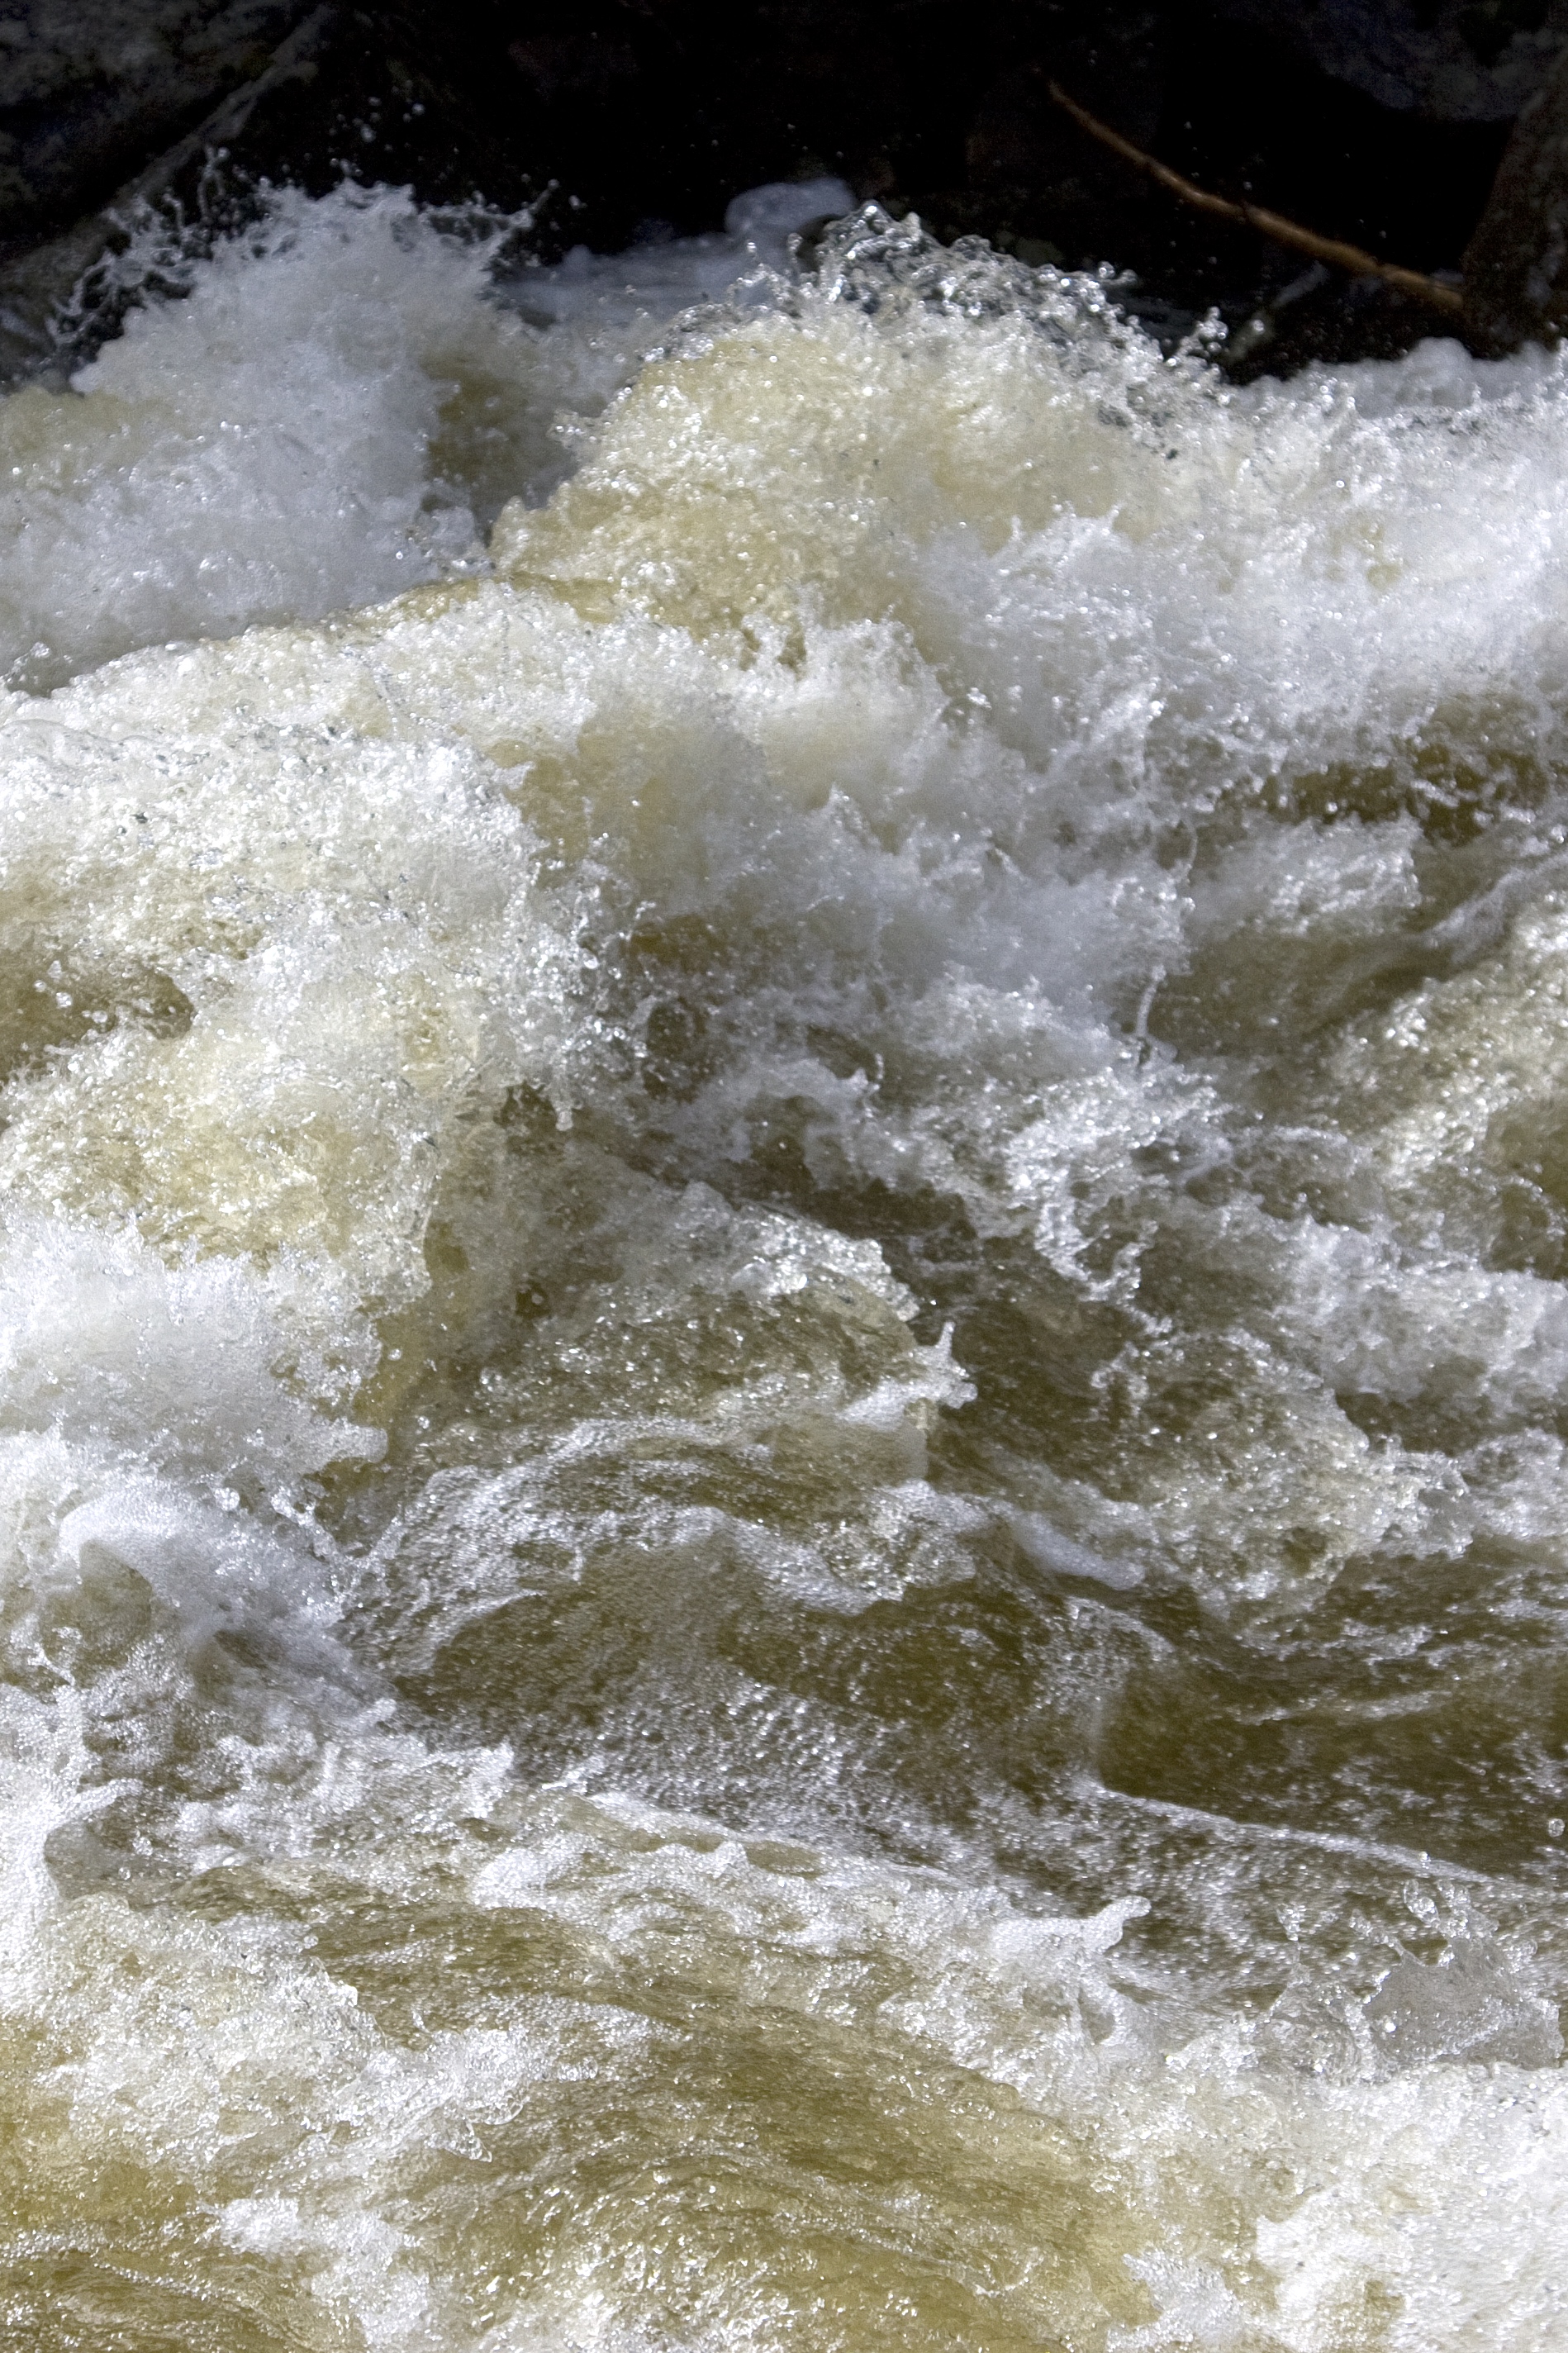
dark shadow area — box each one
[0,2,1553,376]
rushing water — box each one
[1,177,1566,2351]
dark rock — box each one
[1211,0,1568,121]
[0,0,318,246]
[1464,31,1568,342]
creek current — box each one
[0,180,1565,2350]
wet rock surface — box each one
[1464,33,1568,345]
[1211,0,1568,121]
[0,0,1565,374]
[0,0,314,245]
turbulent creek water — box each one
[1,178,1566,2351]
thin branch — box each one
[1045,78,1464,318]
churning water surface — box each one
[0,178,1566,2351]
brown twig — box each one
[1046,78,1464,318]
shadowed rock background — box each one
[2,0,1567,376]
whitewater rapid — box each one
[0,180,1566,2350]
